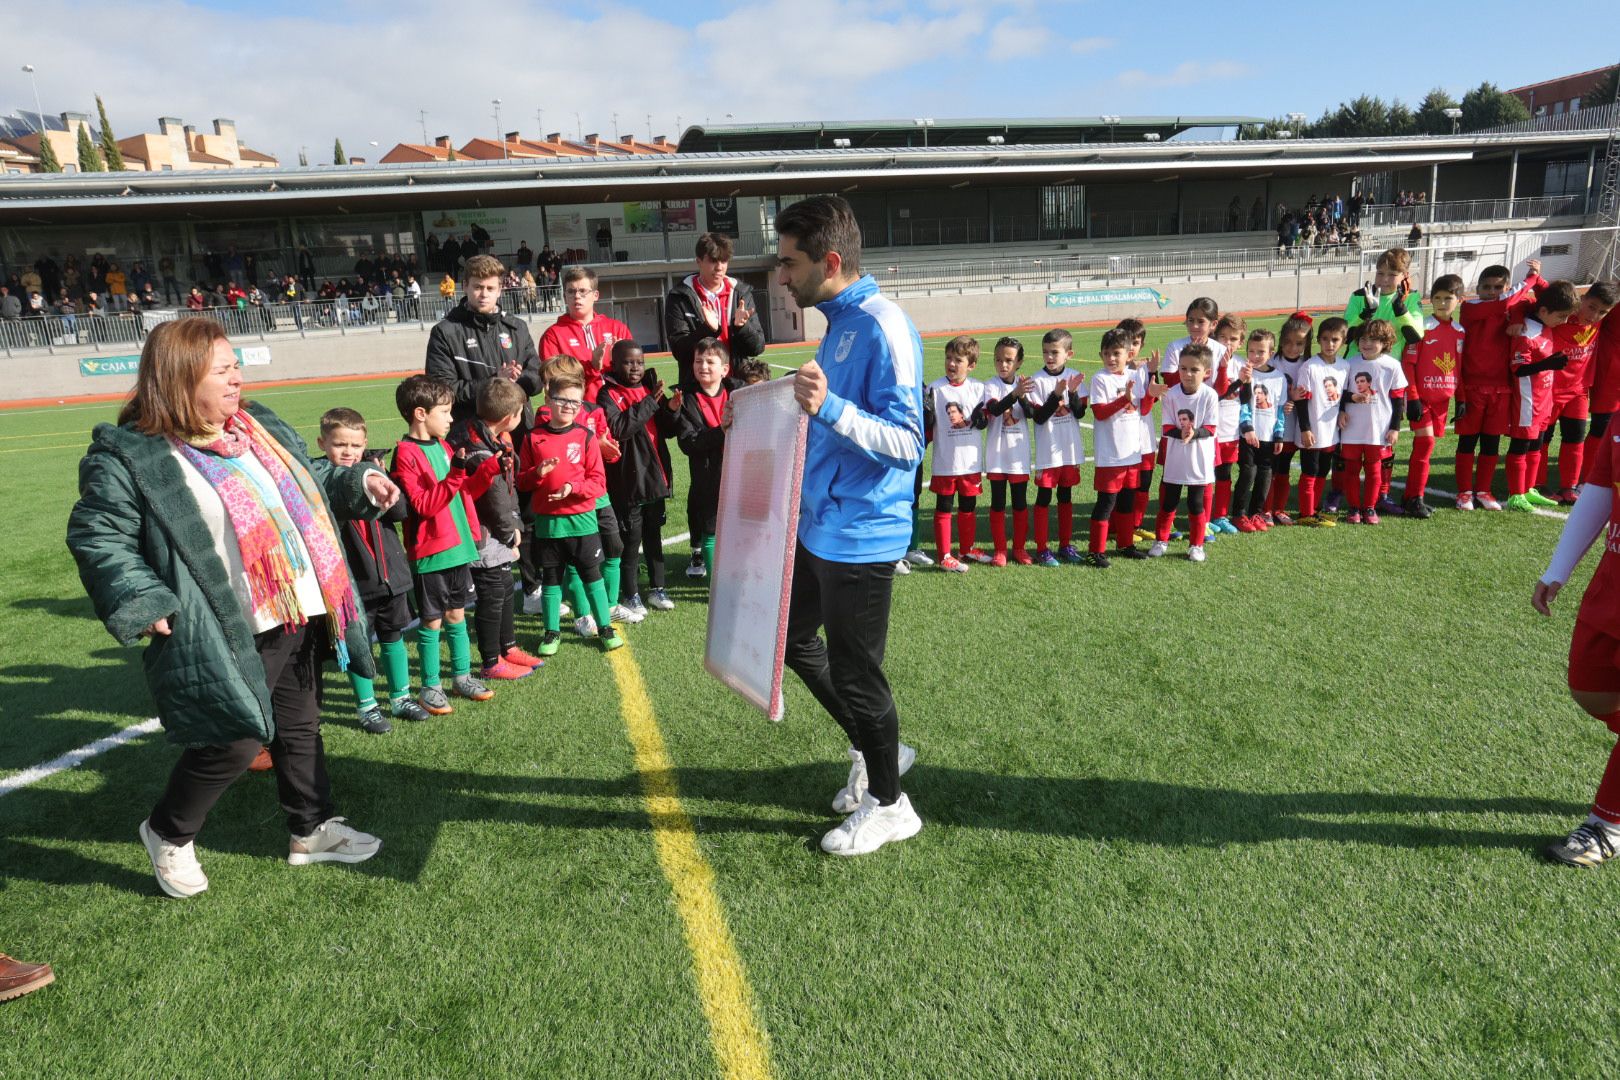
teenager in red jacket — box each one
[538,267,631,402]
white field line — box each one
[0,718,162,798]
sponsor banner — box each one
[1046,287,1171,310]
[81,346,268,378]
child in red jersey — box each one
[675,336,733,579]
[1579,299,1620,487]
[1538,283,1619,501]
[541,354,624,635]
[1504,282,1578,511]
[518,368,622,655]
[1533,402,1620,866]
[1456,259,1544,510]
[1399,275,1464,518]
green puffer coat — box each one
[66,401,381,748]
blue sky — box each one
[4,0,1612,161]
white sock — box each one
[1583,814,1620,840]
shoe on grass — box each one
[832,742,918,814]
[646,588,675,611]
[1323,491,1345,514]
[389,697,432,723]
[962,549,994,564]
[1133,528,1156,544]
[1374,495,1403,517]
[1058,544,1086,563]
[685,560,708,579]
[1035,549,1060,567]
[611,603,644,625]
[820,793,922,856]
[451,674,493,701]
[1555,487,1581,506]
[356,704,392,735]
[521,588,546,615]
[0,954,55,1002]
[1345,509,1363,524]
[1455,492,1475,511]
[1404,497,1433,519]
[990,552,1008,567]
[1188,545,1206,563]
[1271,511,1293,526]
[1209,516,1235,535]
[503,646,545,668]
[537,631,562,657]
[905,549,934,566]
[1115,545,1149,560]
[1524,489,1561,508]
[1011,549,1033,566]
[420,685,452,715]
[1504,494,1534,512]
[140,819,208,899]
[894,558,911,575]
[1363,509,1381,525]
[939,554,968,573]
[1545,821,1618,868]
[1476,493,1503,511]
[481,657,533,680]
[599,625,625,651]
[573,615,598,638]
[1146,541,1169,558]
[288,817,380,866]
[626,595,650,619]
[1087,551,1111,568]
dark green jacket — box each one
[67,401,381,748]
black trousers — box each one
[613,497,666,601]
[1235,440,1277,518]
[783,543,903,805]
[471,563,518,666]
[148,624,334,845]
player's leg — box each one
[987,476,1009,562]
[1546,624,1620,867]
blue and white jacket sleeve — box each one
[814,335,924,470]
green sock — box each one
[347,670,377,712]
[380,638,410,702]
[702,535,716,574]
[564,568,590,623]
[585,577,614,629]
[603,556,621,607]
[543,585,563,633]
[417,625,442,687]
[909,512,924,550]
[446,618,472,678]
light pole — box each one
[1286,112,1306,137]
[914,117,935,146]
[21,64,44,135]
[1100,114,1120,143]
[492,98,505,159]
[1443,107,1462,135]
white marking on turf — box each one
[0,718,162,798]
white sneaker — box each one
[522,588,546,615]
[139,818,208,898]
[646,588,675,611]
[832,743,917,814]
[288,817,381,866]
[820,792,922,856]
[1476,493,1503,511]
[904,549,933,566]
[1147,541,1169,558]
[574,614,598,637]
[685,562,708,579]
[894,558,911,575]
[1188,545,1206,563]
[611,603,644,625]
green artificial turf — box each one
[2,318,1616,1077]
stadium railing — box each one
[1361,195,1586,230]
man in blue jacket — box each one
[776,195,924,856]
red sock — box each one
[1213,477,1232,519]
[1455,450,1474,495]
[1057,501,1074,546]
[957,510,977,553]
[1562,440,1586,491]
[989,511,1007,557]
[1109,512,1134,549]
[1582,435,1604,484]
[1298,475,1318,518]
[1190,512,1209,546]
[1132,493,1149,532]
[1506,454,1527,496]
[1592,716,1620,825]
[1475,454,1499,496]
[1360,460,1379,509]
[1154,510,1175,542]
[1535,446,1550,489]
[1088,519,1108,554]
[1013,508,1029,553]
[1379,454,1393,497]
[1033,507,1049,551]
[1407,435,1434,500]
[1268,471,1290,513]
[932,511,952,559]
[1332,460,1347,496]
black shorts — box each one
[540,532,605,573]
[414,564,472,621]
[364,591,413,639]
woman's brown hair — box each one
[118,319,232,438]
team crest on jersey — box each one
[1574,325,1599,347]
[1432,351,1457,374]
[834,330,858,363]
[465,337,478,348]
[566,441,582,464]
[499,331,513,350]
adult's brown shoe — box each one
[0,954,55,1002]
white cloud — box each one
[986,18,1051,61]
[1069,36,1114,54]
[1116,60,1250,89]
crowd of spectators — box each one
[1273,191,1363,256]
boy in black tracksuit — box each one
[675,337,735,579]
[317,407,432,732]
[448,378,545,680]
[598,340,684,616]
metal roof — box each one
[675,116,1266,153]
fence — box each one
[1475,101,1620,136]
[1357,224,1620,295]
[1361,195,1586,230]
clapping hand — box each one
[732,299,753,328]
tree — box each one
[1460,82,1530,131]
[333,138,346,165]
[95,95,124,170]
[36,133,62,173]
[1414,88,1461,135]
[1584,68,1620,111]
[76,123,105,172]
[1388,101,1416,137]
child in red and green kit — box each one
[675,336,733,578]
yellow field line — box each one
[606,646,774,1080]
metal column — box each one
[1507,149,1520,202]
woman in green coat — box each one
[67,319,401,899]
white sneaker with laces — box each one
[833,743,917,814]
[574,614,598,637]
[1476,492,1503,511]
[685,562,708,579]
[139,818,208,898]
[646,588,675,611]
[904,549,934,566]
[611,603,645,625]
[894,558,911,575]
[1188,545,1206,563]
[288,817,381,865]
[820,793,922,856]
[1147,541,1169,558]
[522,588,546,615]
[1455,492,1474,511]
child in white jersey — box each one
[1266,314,1314,524]
[1337,318,1409,523]
[1117,317,1161,542]
[924,336,990,571]
[1234,328,1287,532]
[1028,328,1088,566]
[982,336,1035,566]
[1207,314,1248,535]
[1160,297,1229,379]
[1293,316,1350,526]
[1086,328,1149,566]
[1147,345,1220,562]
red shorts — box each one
[1549,389,1591,423]
[1035,465,1081,489]
[1509,386,1550,441]
[929,473,983,497]
[1215,440,1240,466]
[985,472,1029,483]
[1093,465,1135,493]
[1569,619,1620,693]
[1454,387,1509,437]
[1411,397,1453,438]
